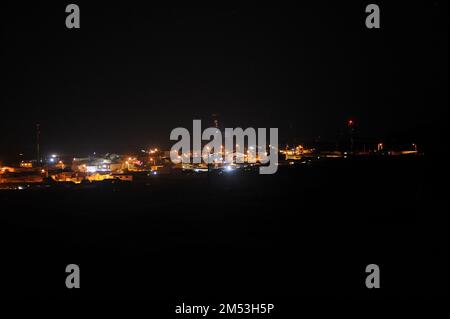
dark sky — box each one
[1,1,448,159]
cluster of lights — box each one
[20,161,33,168]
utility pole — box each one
[348,119,355,153]
[36,123,40,167]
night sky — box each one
[1,1,448,160]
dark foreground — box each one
[1,157,448,306]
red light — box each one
[348,120,354,126]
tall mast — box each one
[36,123,40,166]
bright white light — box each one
[87,166,97,173]
[225,165,233,172]
[51,154,57,158]
[153,171,157,175]
[49,158,55,163]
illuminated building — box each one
[20,161,33,168]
